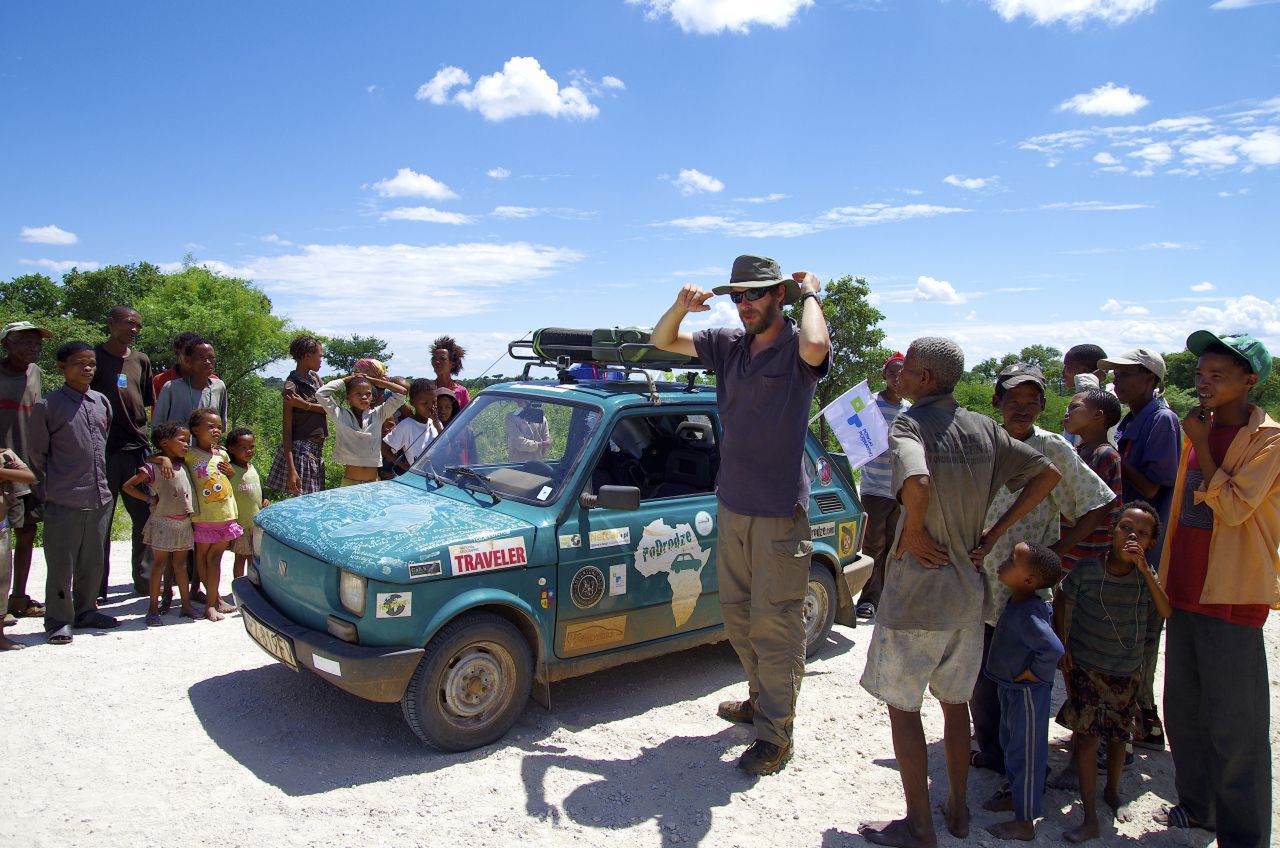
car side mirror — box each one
[579,485,641,511]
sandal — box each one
[1153,803,1214,832]
[145,614,164,627]
[47,626,73,646]
[8,594,45,617]
[969,749,1002,771]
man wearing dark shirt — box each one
[28,342,118,644]
[654,254,831,776]
[1,321,50,619]
[90,306,155,597]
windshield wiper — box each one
[416,456,444,487]
[445,465,502,502]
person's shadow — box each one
[520,726,754,847]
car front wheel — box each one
[400,612,532,752]
[802,563,838,658]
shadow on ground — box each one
[188,622,858,796]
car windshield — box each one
[408,391,601,504]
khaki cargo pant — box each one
[716,502,812,747]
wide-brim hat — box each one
[1187,330,1273,386]
[1099,347,1167,384]
[711,254,801,305]
[0,320,52,343]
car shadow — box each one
[189,624,858,796]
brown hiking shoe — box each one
[717,699,755,724]
[738,740,792,776]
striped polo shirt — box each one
[859,393,907,499]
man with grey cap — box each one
[1098,347,1181,752]
[653,254,830,776]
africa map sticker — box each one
[635,518,709,627]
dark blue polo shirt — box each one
[1116,396,1181,566]
[694,317,829,517]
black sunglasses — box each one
[728,285,778,304]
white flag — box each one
[820,380,890,471]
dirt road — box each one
[4,542,1274,847]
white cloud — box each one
[683,299,741,330]
[260,233,294,246]
[734,193,789,204]
[19,224,78,245]
[18,258,98,274]
[237,242,583,329]
[415,66,471,104]
[1239,128,1280,165]
[418,57,603,121]
[657,202,967,239]
[1146,241,1191,250]
[1185,295,1280,337]
[914,276,966,304]
[492,206,542,219]
[1191,281,1216,292]
[379,206,476,225]
[1041,200,1152,211]
[1058,82,1149,116]
[1211,0,1280,9]
[1131,142,1174,164]
[674,168,725,195]
[487,166,511,180]
[601,75,626,90]
[988,0,1157,27]
[371,168,458,201]
[1093,152,1121,165]
[1182,135,1244,166]
[629,0,814,34]
[942,174,997,190]
[1101,297,1150,315]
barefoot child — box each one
[1053,500,1171,843]
[317,374,405,486]
[123,421,196,624]
[983,542,1064,841]
[382,378,440,474]
[226,428,266,579]
[186,409,240,620]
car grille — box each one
[814,492,845,514]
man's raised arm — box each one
[652,284,713,359]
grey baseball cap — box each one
[1098,348,1166,383]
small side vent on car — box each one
[814,492,845,514]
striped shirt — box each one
[1060,555,1150,677]
[1060,442,1122,570]
[859,393,907,499]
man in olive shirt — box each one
[654,254,831,776]
[859,337,1061,848]
[90,306,154,597]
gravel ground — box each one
[3,541,1276,847]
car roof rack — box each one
[507,331,711,404]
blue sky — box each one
[3,0,1278,380]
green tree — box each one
[137,265,291,427]
[323,333,393,374]
[786,275,893,452]
[0,273,62,316]
[61,262,165,323]
[1163,350,1196,392]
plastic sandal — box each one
[145,614,164,627]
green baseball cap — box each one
[1186,330,1273,386]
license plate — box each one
[243,608,299,671]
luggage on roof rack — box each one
[511,326,702,369]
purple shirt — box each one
[1116,395,1181,566]
[27,386,112,509]
[694,317,830,517]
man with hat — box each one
[1154,331,1277,847]
[1,320,52,622]
[652,254,830,775]
[1097,347,1181,753]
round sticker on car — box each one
[694,510,713,536]
[815,456,831,485]
[570,566,605,610]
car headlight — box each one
[338,569,367,617]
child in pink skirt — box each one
[123,421,197,625]
[186,408,241,621]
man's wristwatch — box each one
[799,291,821,306]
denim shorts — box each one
[860,621,984,712]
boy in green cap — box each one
[1154,331,1277,848]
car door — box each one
[554,410,721,658]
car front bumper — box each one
[231,577,424,703]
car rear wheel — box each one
[400,612,532,752]
[802,563,838,658]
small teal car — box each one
[233,361,872,752]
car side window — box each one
[590,412,720,501]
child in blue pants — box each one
[983,541,1065,840]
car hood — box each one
[255,479,534,580]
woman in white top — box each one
[316,374,406,486]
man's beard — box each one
[740,297,780,335]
